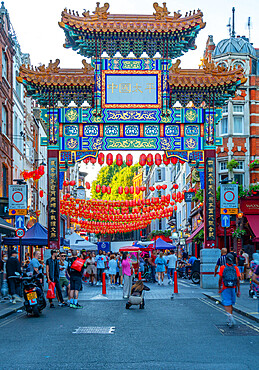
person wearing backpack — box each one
[218,253,241,327]
[68,250,86,309]
[237,250,246,283]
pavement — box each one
[0,298,23,319]
[0,295,259,369]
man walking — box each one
[6,250,22,304]
[59,252,70,300]
[68,250,84,309]
[30,251,43,276]
[218,253,241,327]
[214,248,227,277]
[46,250,67,308]
[95,250,105,285]
[167,250,177,284]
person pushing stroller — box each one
[125,280,150,309]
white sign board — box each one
[8,185,28,210]
[220,184,238,209]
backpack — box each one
[71,258,86,272]
[222,265,237,287]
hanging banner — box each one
[48,153,59,245]
[205,157,216,241]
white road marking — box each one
[73,326,115,334]
[0,312,26,328]
[89,294,109,300]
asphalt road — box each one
[0,297,259,370]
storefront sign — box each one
[205,157,216,240]
[240,198,259,214]
[48,156,59,242]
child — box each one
[108,254,117,288]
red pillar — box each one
[204,149,217,249]
[47,149,60,250]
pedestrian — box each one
[214,248,227,277]
[121,252,132,299]
[242,249,249,280]
[126,280,150,309]
[218,253,241,327]
[108,254,117,288]
[148,250,157,283]
[59,252,70,300]
[167,250,177,284]
[30,251,43,277]
[251,264,259,299]
[46,250,67,308]
[229,247,238,266]
[86,252,97,285]
[6,250,22,304]
[95,250,105,285]
[68,250,85,309]
[155,252,167,285]
[237,250,246,283]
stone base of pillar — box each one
[200,248,221,289]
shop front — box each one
[240,196,259,256]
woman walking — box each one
[155,252,167,285]
[108,254,117,288]
[121,252,132,298]
[86,252,97,285]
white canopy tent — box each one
[66,233,97,251]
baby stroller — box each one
[125,280,150,309]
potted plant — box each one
[248,159,259,169]
[227,159,239,171]
[232,228,246,238]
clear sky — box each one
[4,0,259,69]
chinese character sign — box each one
[205,157,216,241]
[102,71,161,108]
[48,156,59,242]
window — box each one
[2,105,7,135]
[2,50,7,79]
[220,162,227,171]
[158,219,162,230]
[220,117,228,134]
[233,116,243,134]
[222,105,228,114]
[157,190,161,198]
[233,105,243,113]
[234,173,244,186]
[15,70,21,98]
[2,165,7,197]
[157,169,162,181]
[219,173,228,182]
[235,161,244,170]
[182,173,185,184]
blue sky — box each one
[5,0,259,68]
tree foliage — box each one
[91,162,140,200]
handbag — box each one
[71,258,86,272]
[46,281,56,299]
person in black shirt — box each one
[68,250,85,309]
[6,250,22,303]
[229,247,238,266]
[46,250,67,308]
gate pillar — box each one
[47,149,60,249]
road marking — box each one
[73,326,115,334]
[89,294,109,300]
[199,298,259,333]
[0,312,26,328]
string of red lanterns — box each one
[22,165,45,181]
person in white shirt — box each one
[167,250,177,284]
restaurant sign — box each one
[205,157,216,240]
[48,155,59,243]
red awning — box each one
[186,222,204,243]
[246,215,259,242]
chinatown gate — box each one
[18,3,246,287]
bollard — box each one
[174,270,178,294]
[138,271,142,280]
[102,272,106,295]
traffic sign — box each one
[15,216,25,229]
[221,214,230,228]
[8,185,28,210]
[220,184,238,209]
[184,192,195,202]
[16,228,25,238]
[9,209,28,216]
[220,208,238,215]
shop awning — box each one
[0,217,15,235]
[246,215,259,242]
[186,222,204,243]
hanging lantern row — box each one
[22,165,45,181]
[82,153,185,167]
[63,180,76,187]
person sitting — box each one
[126,280,150,309]
[185,255,197,277]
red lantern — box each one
[116,154,123,166]
[171,157,178,165]
[149,186,155,192]
[126,154,133,167]
[83,158,90,164]
[98,153,105,165]
[140,186,146,192]
[124,186,129,195]
[38,165,44,175]
[39,190,44,198]
[155,153,162,166]
[106,153,113,166]
[139,154,146,167]
[63,180,69,187]
[156,185,161,190]
[173,184,179,190]
[118,186,123,195]
[130,186,134,194]
[163,154,170,166]
[96,184,101,193]
[101,185,106,194]
[174,205,178,211]
[70,180,76,186]
[146,153,153,166]
[136,187,140,195]
[161,184,167,190]
[107,186,111,194]
[179,160,185,165]
[85,181,90,190]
